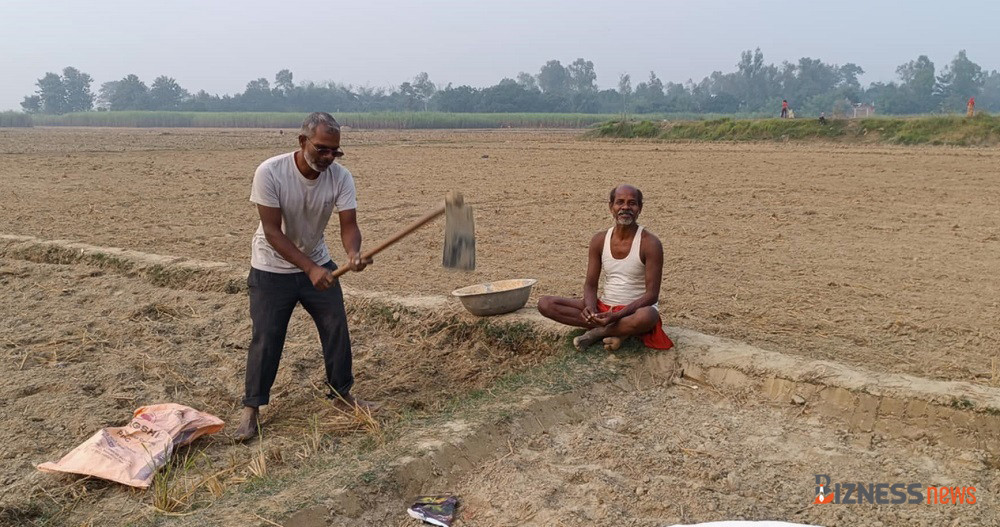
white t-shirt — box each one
[249,152,357,273]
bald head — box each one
[608,184,643,206]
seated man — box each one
[538,184,674,352]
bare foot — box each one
[234,406,260,442]
[573,329,605,351]
[602,336,622,351]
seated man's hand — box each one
[592,310,621,327]
[581,306,599,325]
[348,253,373,272]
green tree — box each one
[664,82,694,112]
[515,72,537,91]
[396,82,418,111]
[979,70,1000,112]
[20,95,41,113]
[183,89,223,111]
[838,63,864,91]
[895,55,936,113]
[353,84,387,111]
[110,74,150,110]
[36,72,69,114]
[866,81,907,115]
[432,84,481,112]
[537,60,570,94]
[618,73,632,114]
[633,71,665,113]
[412,72,437,110]
[61,67,94,112]
[567,58,597,93]
[794,58,841,101]
[96,80,119,110]
[241,78,272,109]
[736,48,774,110]
[149,76,188,110]
[275,69,294,94]
[936,50,985,112]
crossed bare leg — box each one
[572,330,624,352]
[538,297,657,353]
[572,327,607,351]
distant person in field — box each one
[235,112,376,442]
[818,112,827,125]
[781,99,789,118]
[968,97,976,117]
[537,185,674,352]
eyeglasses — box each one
[308,139,344,158]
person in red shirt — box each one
[780,99,789,118]
[968,97,976,117]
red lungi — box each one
[596,301,674,350]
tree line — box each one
[20,50,1000,116]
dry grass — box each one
[295,415,326,461]
[323,390,385,446]
[1,257,569,525]
[247,447,268,480]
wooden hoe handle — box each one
[329,203,447,279]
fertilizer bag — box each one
[37,403,224,488]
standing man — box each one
[968,97,976,117]
[537,185,674,352]
[235,112,375,441]
[780,99,789,118]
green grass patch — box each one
[239,475,284,496]
[590,114,1000,146]
[950,398,975,410]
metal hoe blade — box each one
[443,191,475,270]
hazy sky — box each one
[2,0,999,111]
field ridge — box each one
[592,114,1000,146]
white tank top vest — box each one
[601,225,656,309]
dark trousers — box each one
[244,261,353,407]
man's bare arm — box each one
[337,208,370,271]
[581,232,604,323]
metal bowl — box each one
[452,278,537,316]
